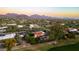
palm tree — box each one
[5,39,16,51]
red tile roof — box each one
[33,31,45,38]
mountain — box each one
[0,13,79,20]
[16,14,29,19]
[30,14,53,19]
[0,13,53,19]
[6,13,19,17]
[0,13,29,19]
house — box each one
[64,28,79,35]
[29,24,40,29]
[0,26,8,33]
[17,25,24,28]
[7,23,17,26]
[17,31,26,37]
[33,31,45,38]
[61,23,65,26]
[65,28,77,32]
[67,28,77,32]
[0,33,16,40]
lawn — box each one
[48,43,79,51]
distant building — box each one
[7,23,17,26]
[29,24,40,29]
[61,23,65,25]
[68,28,77,32]
[17,25,24,28]
[0,26,8,32]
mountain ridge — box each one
[0,13,79,20]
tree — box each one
[15,33,22,44]
[4,39,16,51]
[6,25,17,33]
[15,33,19,40]
[49,23,65,41]
[23,32,37,44]
[66,32,76,39]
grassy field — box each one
[48,43,79,51]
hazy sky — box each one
[0,7,79,17]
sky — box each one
[0,7,79,17]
